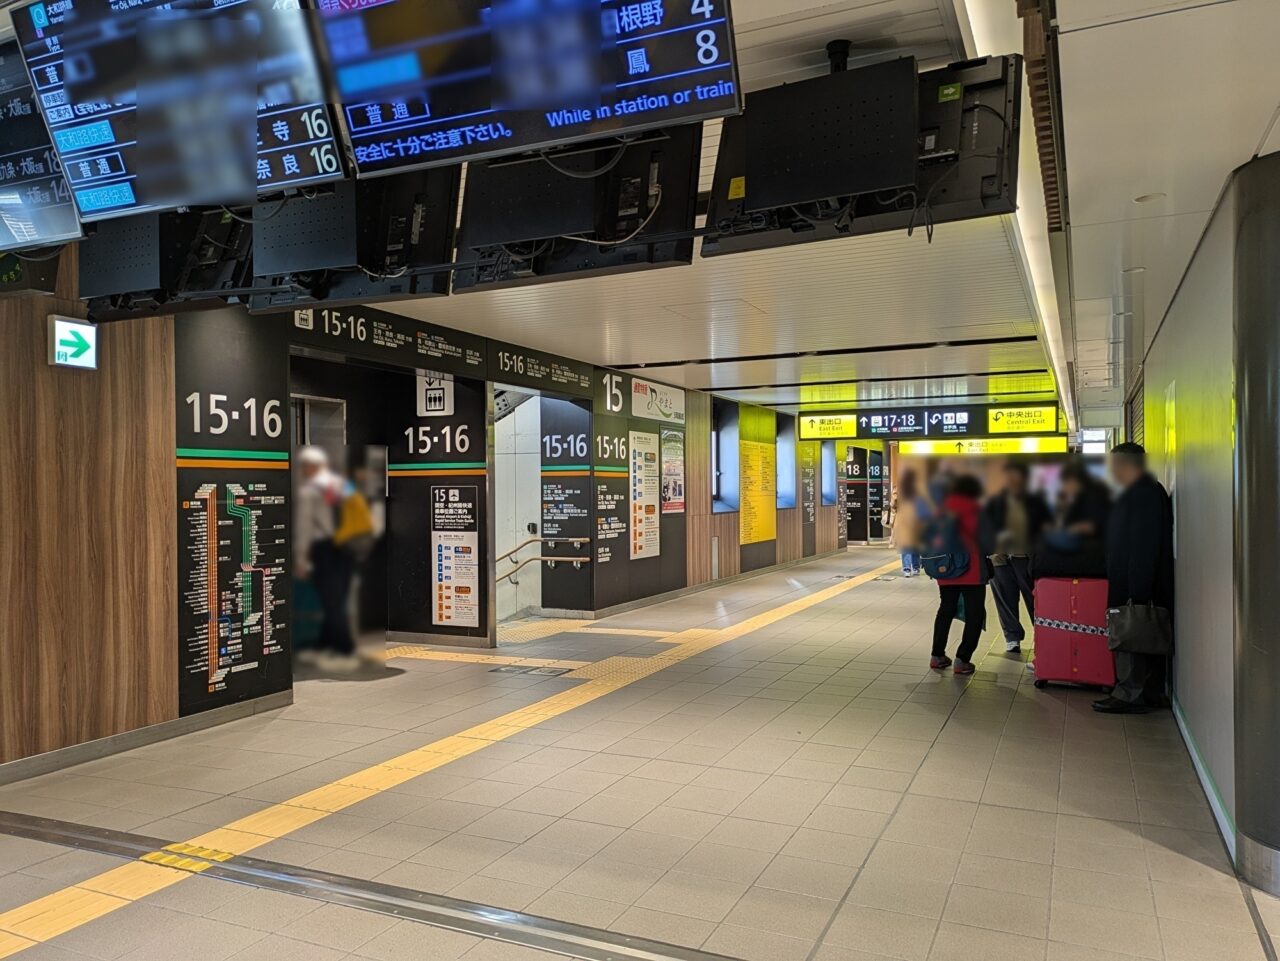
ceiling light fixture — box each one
[1133,192,1166,204]
[1122,267,1146,274]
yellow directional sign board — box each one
[799,415,858,440]
[899,437,1069,457]
[987,405,1059,434]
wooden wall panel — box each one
[685,391,712,519]
[688,513,741,584]
[816,504,841,554]
[776,509,802,564]
[0,285,177,764]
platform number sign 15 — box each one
[602,373,625,413]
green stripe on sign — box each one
[542,464,590,471]
[594,466,628,474]
[177,448,290,460]
[387,462,486,471]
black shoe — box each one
[1092,696,1149,715]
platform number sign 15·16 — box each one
[185,392,283,439]
[544,434,588,460]
[404,424,472,456]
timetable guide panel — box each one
[178,473,289,712]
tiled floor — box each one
[0,549,1270,961]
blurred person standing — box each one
[1037,460,1111,577]
[890,469,925,576]
[981,462,1050,653]
[294,446,361,671]
[926,475,987,675]
[1094,443,1174,714]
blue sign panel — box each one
[11,0,345,222]
[317,0,741,177]
[0,40,81,251]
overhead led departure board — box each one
[0,41,81,251]
[11,0,344,222]
[318,0,741,177]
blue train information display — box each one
[317,0,741,176]
[11,0,345,222]
[0,41,81,251]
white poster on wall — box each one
[631,377,686,425]
[629,431,660,559]
[431,486,480,628]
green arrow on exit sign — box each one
[59,328,91,359]
[938,83,963,103]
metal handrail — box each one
[498,555,592,585]
[496,536,590,566]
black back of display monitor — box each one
[703,54,1022,257]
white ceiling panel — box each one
[1057,0,1280,416]
[1068,211,1207,349]
[393,216,1039,371]
[627,340,1047,390]
[1056,0,1234,32]
[1059,0,1280,230]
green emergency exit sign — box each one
[48,316,98,370]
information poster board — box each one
[174,310,292,717]
[629,430,661,560]
[740,440,778,545]
[799,441,818,557]
[661,429,686,514]
[843,444,868,544]
[541,398,593,609]
[593,412,630,584]
[837,480,849,549]
[431,486,481,628]
[868,449,885,539]
[387,371,489,640]
[632,377,687,425]
[592,368,687,610]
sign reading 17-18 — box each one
[48,316,97,370]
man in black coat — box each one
[981,462,1051,653]
[1094,443,1175,714]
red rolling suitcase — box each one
[1032,578,1115,689]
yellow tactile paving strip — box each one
[0,560,898,958]
[573,627,676,640]
[386,646,588,671]
[496,618,592,644]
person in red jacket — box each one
[931,474,988,675]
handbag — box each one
[1107,601,1173,655]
